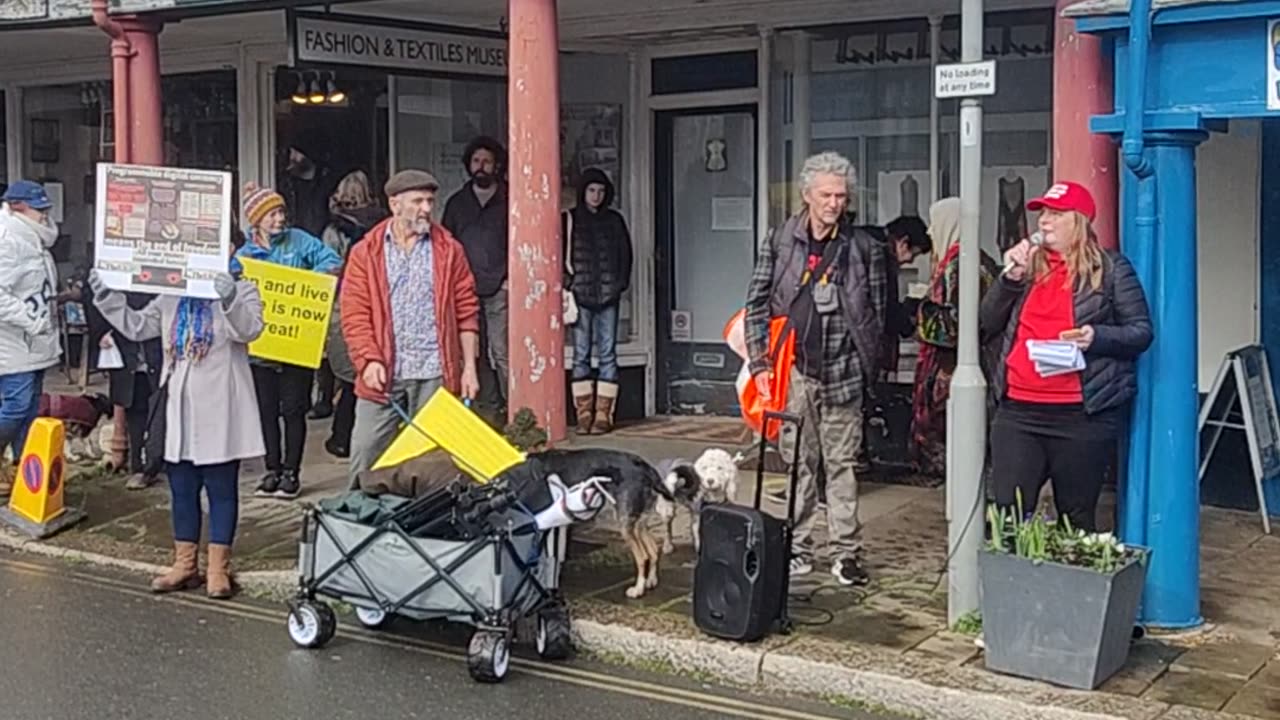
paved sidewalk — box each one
[10,411,1280,720]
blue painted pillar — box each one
[1259,120,1280,514]
[1140,130,1208,629]
[1120,162,1153,550]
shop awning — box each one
[0,0,373,28]
[1062,0,1250,16]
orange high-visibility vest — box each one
[724,309,795,441]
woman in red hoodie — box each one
[980,182,1152,531]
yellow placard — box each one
[239,257,338,369]
[9,418,68,526]
[373,388,524,484]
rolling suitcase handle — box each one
[752,410,805,528]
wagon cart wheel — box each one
[355,606,388,629]
[467,630,511,683]
[287,601,337,649]
[535,606,573,661]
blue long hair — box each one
[170,256,243,363]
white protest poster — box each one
[93,163,233,299]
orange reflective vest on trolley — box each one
[724,309,794,442]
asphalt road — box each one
[0,553,893,720]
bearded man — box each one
[442,136,510,417]
[340,169,481,484]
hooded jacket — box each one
[563,169,633,309]
[0,205,61,375]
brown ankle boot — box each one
[591,381,618,434]
[151,541,201,593]
[206,543,236,599]
[572,380,595,434]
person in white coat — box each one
[0,181,61,496]
[89,262,265,600]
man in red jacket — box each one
[340,169,481,484]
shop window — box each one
[387,57,638,344]
[162,71,238,172]
[772,12,1052,381]
[392,75,505,199]
[773,11,1052,236]
[23,70,238,277]
[275,67,389,235]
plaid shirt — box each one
[744,213,887,406]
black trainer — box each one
[832,556,870,587]
[254,472,281,497]
[274,471,301,499]
[324,436,350,459]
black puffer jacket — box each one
[564,169,632,309]
[980,251,1153,415]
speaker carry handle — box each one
[755,409,804,637]
[752,410,805,523]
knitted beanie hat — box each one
[242,182,285,227]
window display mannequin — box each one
[996,170,1027,253]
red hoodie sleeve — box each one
[339,241,382,374]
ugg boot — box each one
[572,380,595,434]
[151,541,202,593]
[591,381,618,434]
[206,543,236,600]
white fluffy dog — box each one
[656,447,742,555]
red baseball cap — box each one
[1026,181,1097,222]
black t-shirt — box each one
[796,233,831,378]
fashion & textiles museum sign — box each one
[289,12,507,78]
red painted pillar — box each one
[507,0,566,442]
[1053,0,1118,249]
[120,18,164,166]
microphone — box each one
[1004,232,1044,274]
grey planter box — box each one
[979,548,1148,690]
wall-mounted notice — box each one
[93,163,232,299]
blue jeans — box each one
[572,303,620,383]
[169,461,240,546]
[0,370,44,457]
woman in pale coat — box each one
[89,263,264,599]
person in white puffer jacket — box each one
[0,180,61,495]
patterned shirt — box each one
[384,228,442,381]
[745,217,886,407]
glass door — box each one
[654,106,757,414]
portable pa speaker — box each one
[692,410,805,643]
[692,504,788,642]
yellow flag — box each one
[374,388,525,484]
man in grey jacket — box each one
[0,181,62,495]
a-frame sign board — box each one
[1198,345,1278,534]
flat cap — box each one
[385,169,440,198]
